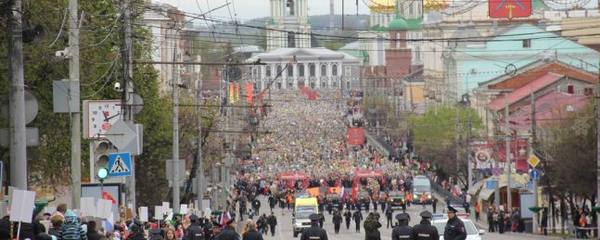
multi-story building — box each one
[143,1,201,96]
[244,48,361,91]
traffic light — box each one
[93,140,117,182]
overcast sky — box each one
[155,0,371,21]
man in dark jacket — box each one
[385,207,394,228]
[268,195,277,212]
[86,221,103,240]
[344,210,352,230]
[214,220,240,240]
[300,214,328,240]
[332,211,342,234]
[353,210,363,232]
[267,212,277,236]
[444,207,467,240]
[252,199,261,215]
[184,215,205,240]
[391,213,412,240]
[411,211,439,240]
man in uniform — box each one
[344,209,352,230]
[353,210,363,232]
[444,206,467,240]
[332,210,343,234]
[300,214,329,240]
[391,213,412,240]
[385,206,394,228]
[411,210,439,240]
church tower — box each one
[267,0,311,51]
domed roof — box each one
[369,0,396,14]
[388,17,409,31]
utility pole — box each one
[596,58,600,238]
[196,62,205,211]
[505,98,512,211]
[467,115,473,191]
[530,92,538,233]
[69,0,82,208]
[171,30,181,214]
[121,0,136,210]
[8,0,27,190]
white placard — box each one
[97,199,113,219]
[154,206,164,220]
[162,202,169,211]
[9,189,36,223]
[80,197,96,217]
[180,204,189,214]
[139,207,148,222]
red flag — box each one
[489,0,531,19]
[245,83,254,104]
[102,191,117,205]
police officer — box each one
[411,211,439,240]
[332,210,343,234]
[444,206,467,240]
[344,209,352,230]
[300,214,329,240]
[391,213,412,240]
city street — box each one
[245,197,560,240]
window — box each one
[332,64,338,76]
[309,63,316,77]
[287,32,296,48]
[567,84,574,94]
[321,64,327,76]
[286,0,295,16]
[409,2,414,15]
[298,64,305,77]
[415,46,421,62]
[584,87,593,96]
[522,39,531,48]
[266,66,272,77]
[345,66,351,76]
[287,64,293,77]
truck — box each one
[412,175,433,204]
[292,197,319,237]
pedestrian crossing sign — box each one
[107,152,132,177]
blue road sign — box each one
[531,169,540,181]
[107,152,132,177]
[486,179,497,189]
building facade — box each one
[245,48,361,91]
[266,0,311,51]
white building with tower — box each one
[266,0,311,51]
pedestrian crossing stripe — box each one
[110,156,130,173]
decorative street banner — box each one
[347,128,365,146]
[245,83,254,104]
[489,0,531,19]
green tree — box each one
[408,105,481,183]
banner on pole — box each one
[347,128,365,146]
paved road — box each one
[236,196,559,240]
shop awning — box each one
[477,173,530,200]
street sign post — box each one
[531,169,540,181]
[107,153,132,177]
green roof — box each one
[388,17,409,30]
[387,17,422,31]
[532,0,549,10]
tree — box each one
[408,105,481,184]
[539,104,596,206]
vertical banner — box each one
[489,0,531,19]
[245,83,254,104]
[234,83,240,103]
[228,83,234,103]
[347,128,365,146]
